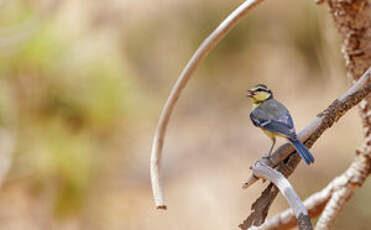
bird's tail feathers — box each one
[289,139,315,165]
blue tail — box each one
[289,139,315,165]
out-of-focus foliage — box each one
[0,0,136,219]
[0,0,368,230]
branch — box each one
[249,144,370,230]
[315,148,370,229]
[150,0,265,209]
[250,162,312,230]
[239,67,371,229]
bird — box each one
[246,84,315,165]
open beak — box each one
[246,89,255,98]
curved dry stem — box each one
[150,0,265,209]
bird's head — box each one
[246,84,273,102]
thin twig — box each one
[150,0,265,209]
[315,148,370,229]
[251,162,312,230]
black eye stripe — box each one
[255,84,268,89]
[256,88,268,92]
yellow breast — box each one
[261,128,275,139]
[260,128,286,139]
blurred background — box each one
[0,0,369,229]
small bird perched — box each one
[246,84,314,165]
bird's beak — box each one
[246,89,254,98]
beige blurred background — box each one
[0,0,369,229]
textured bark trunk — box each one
[327,0,371,177]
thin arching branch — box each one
[150,0,265,209]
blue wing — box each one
[250,108,296,139]
[250,102,315,165]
